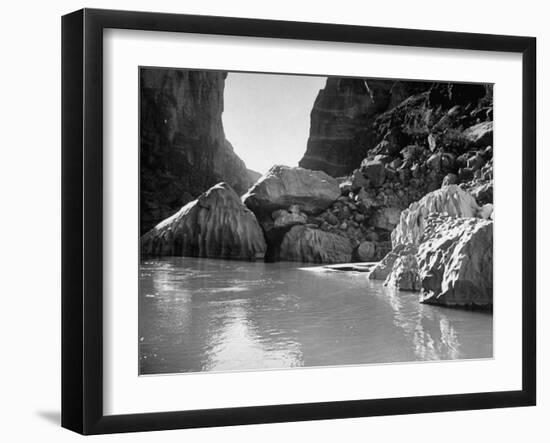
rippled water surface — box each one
[139,257,492,374]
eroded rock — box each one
[418,216,493,307]
[391,185,480,247]
[141,183,267,260]
[279,226,352,263]
[243,165,340,216]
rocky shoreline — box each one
[140,74,494,309]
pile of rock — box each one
[242,165,398,263]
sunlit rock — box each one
[463,121,493,148]
[418,216,493,307]
[368,243,416,281]
[141,183,266,260]
[242,165,340,216]
[384,253,421,291]
[391,185,480,247]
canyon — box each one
[140,71,494,308]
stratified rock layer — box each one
[279,226,352,264]
[141,183,267,260]
[140,68,257,234]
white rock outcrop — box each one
[391,185,481,247]
[370,185,493,308]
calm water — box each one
[139,257,493,374]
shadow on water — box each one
[139,257,493,374]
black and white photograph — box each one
[138,68,494,375]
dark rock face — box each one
[141,183,267,260]
[299,78,433,176]
[140,68,256,234]
[298,78,389,176]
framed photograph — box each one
[62,8,536,435]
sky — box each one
[222,72,327,175]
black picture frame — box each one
[61,8,537,435]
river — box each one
[139,257,492,374]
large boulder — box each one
[368,243,416,281]
[279,226,352,263]
[356,241,376,261]
[242,165,340,216]
[384,253,421,291]
[141,183,267,260]
[360,159,386,187]
[417,215,493,307]
[379,214,493,307]
[463,121,493,147]
[470,182,493,205]
[379,213,493,307]
[391,185,480,247]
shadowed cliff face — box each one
[299,78,381,177]
[140,69,256,234]
[299,78,434,177]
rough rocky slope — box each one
[295,78,493,268]
[140,68,257,234]
[141,183,267,260]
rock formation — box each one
[369,185,493,308]
[242,165,340,216]
[141,183,267,260]
[296,77,493,269]
[279,226,352,264]
[242,165,341,261]
[140,68,258,234]
[391,185,482,246]
[139,71,494,281]
[299,78,436,177]
[417,215,493,307]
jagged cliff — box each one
[140,68,257,234]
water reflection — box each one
[139,257,492,374]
